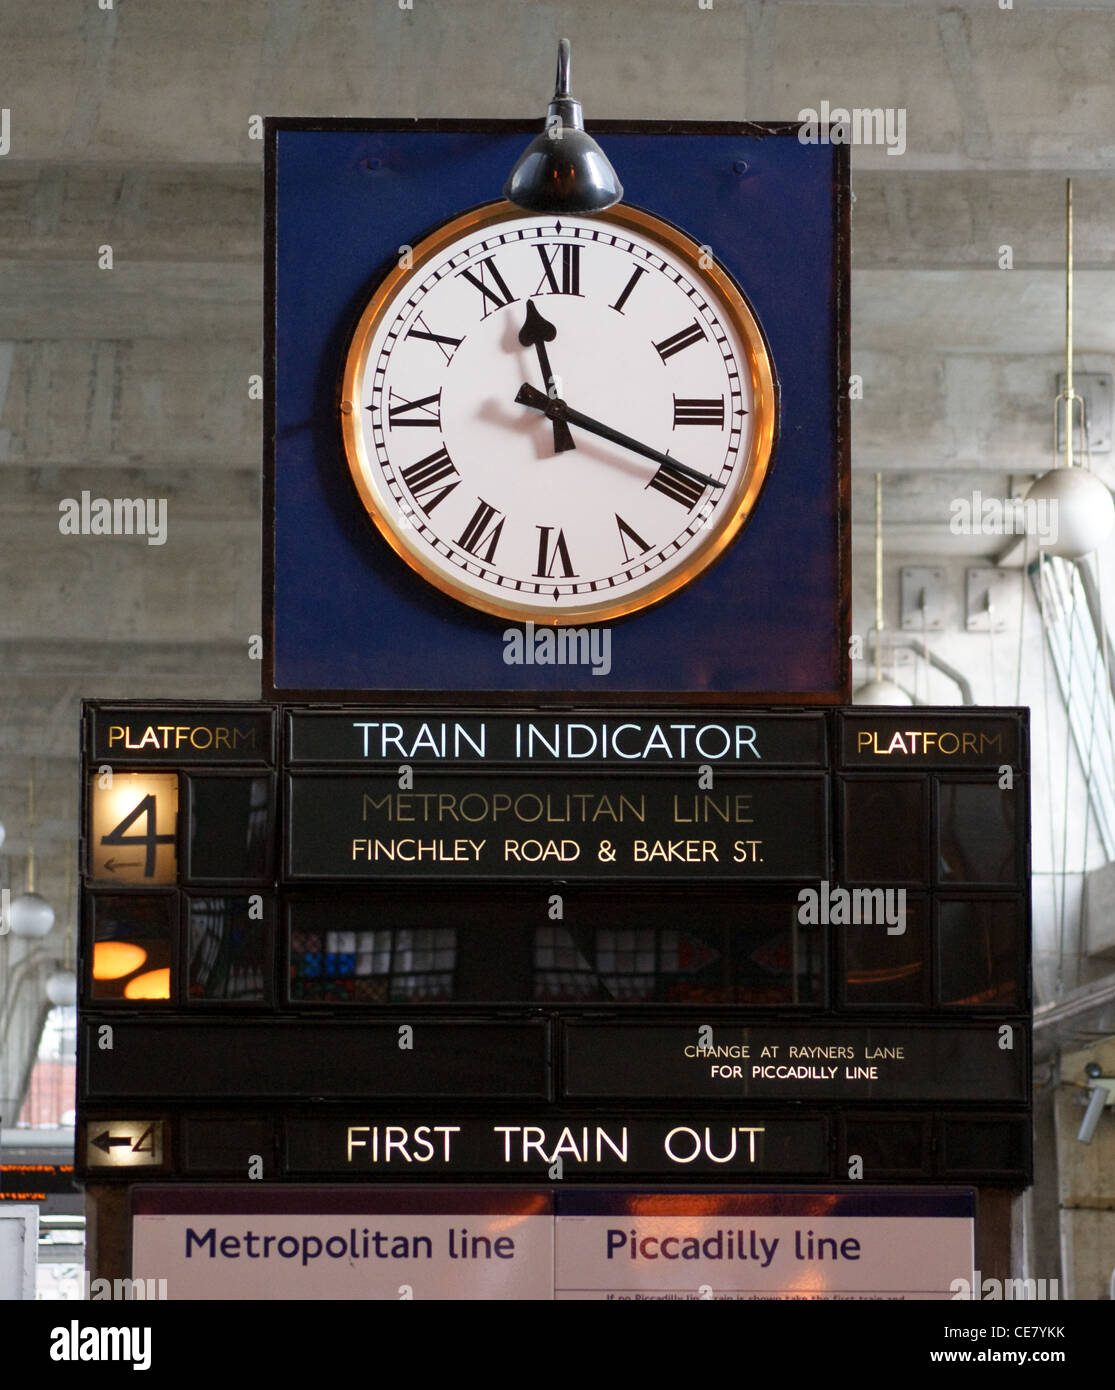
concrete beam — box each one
[1,2,1113,170]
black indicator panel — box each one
[287,710,828,767]
[286,772,827,881]
[83,1020,550,1100]
[561,1021,1028,1103]
[77,703,1031,1187]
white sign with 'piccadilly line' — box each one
[554,1214,974,1301]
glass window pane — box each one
[938,899,1022,1007]
[843,897,927,1005]
[187,896,270,1002]
[841,779,927,883]
[938,782,1017,884]
[187,776,272,881]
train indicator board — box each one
[77,702,1032,1187]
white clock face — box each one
[341,201,776,624]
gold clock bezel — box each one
[340,199,777,626]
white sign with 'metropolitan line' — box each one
[132,1212,553,1300]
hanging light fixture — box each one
[9,765,55,939]
[855,472,913,705]
[1025,179,1115,560]
[503,39,623,214]
[44,859,77,1005]
[45,969,77,1007]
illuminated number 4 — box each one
[100,794,174,877]
[132,1125,157,1154]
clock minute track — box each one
[340,203,775,624]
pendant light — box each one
[45,861,76,1006]
[504,39,623,214]
[1025,179,1115,559]
[855,472,913,705]
[9,766,54,939]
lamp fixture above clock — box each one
[503,38,623,215]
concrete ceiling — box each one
[1,0,1113,945]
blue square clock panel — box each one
[264,120,849,700]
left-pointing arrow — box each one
[91,1131,132,1154]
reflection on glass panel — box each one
[841,1115,928,1174]
[286,893,820,1005]
[841,779,926,883]
[187,896,268,1002]
[938,899,1021,1006]
[941,1117,1028,1174]
[533,904,823,1005]
[90,894,174,1001]
[188,776,271,881]
[532,925,598,1000]
[290,924,456,1003]
[938,781,1017,884]
[843,897,927,1005]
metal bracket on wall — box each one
[966,567,1020,633]
[900,567,946,632]
[1057,371,1112,454]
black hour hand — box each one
[519,301,575,453]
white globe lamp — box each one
[9,891,55,939]
[1025,466,1115,560]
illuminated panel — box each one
[89,894,174,1003]
[124,970,171,1000]
[83,1119,165,1169]
[89,772,178,886]
[93,941,148,980]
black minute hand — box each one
[515,383,725,492]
